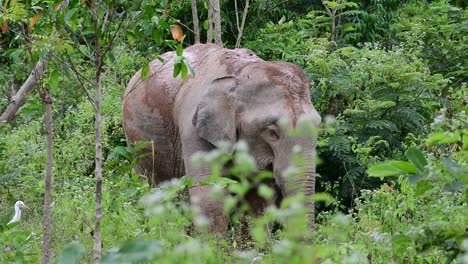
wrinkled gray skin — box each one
[122,43,321,234]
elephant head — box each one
[192,61,321,227]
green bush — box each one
[247,18,448,208]
[390,1,468,87]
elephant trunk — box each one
[275,136,317,228]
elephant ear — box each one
[192,76,238,148]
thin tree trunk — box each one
[93,61,103,264]
[212,0,222,46]
[40,88,53,264]
[322,1,337,42]
[207,2,213,43]
[92,1,103,262]
[191,0,200,43]
[0,54,50,126]
[235,0,250,48]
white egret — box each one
[7,201,29,225]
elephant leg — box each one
[189,185,229,234]
[182,139,230,235]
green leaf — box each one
[49,70,61,93]
[153,28,163,45]
[405,147,427,172]
[64,8,77,23]
[443,181,464,192]
[126,30,136,44]
[367,161,417,178]
[112,146,132,161]
[9,49,24,62]
[78,45,90,58]
[187,64,195,77]
[180,61,188,80]
[117,239,163,261]
[152,15,159,25]
[133,141,151,152]
[57,242,85,264]
[441,157,465,176]
[223,196,238,212]
[106,51,116,64]
[252,225,267,245]
[323,1,338,9]
[390,161,417,174]
[176,44,183,56]
[311,192,336,205]
[427,132,461,145]
[392,234,411,254]
[258,184,274,200]
[173,63,181,78]
[462,135,468,151]
[141,62,149,81]
[415,180,432,196]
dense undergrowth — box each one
[0,0,467,263]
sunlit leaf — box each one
[1,21,8,33]
[311,192,336,205]
[258,184,274,200]
[426,132,461,145]
[171,24,183,42]
[29,13,41,30]
[323,1,338,9]
[54,3,61,11]
[367,161,417,178]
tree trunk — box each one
[207,2,213,43]
[92,1,103,262]
[40,88,53,264]
[191,0,200,43]
[212,0,222,46]
[93,61,103,264]
[235,0,250,48]
[0,54,50,126]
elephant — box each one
[122,43,321,234]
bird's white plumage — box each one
[7,201,28,225]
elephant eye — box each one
[262,125,280,142]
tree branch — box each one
[0,0,70,127]
[0,54,51,126]
[235,0,250,48]
[191,0,200,43]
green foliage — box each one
[391,1,468,86]
[247,18,449,206]
[1,0,467,262]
